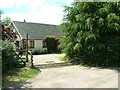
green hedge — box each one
[46,36,56,52]
[59,2,120,67]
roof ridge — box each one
[12,21,57,26]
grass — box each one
[41,65,63,69]
[53,54,66,62]
[2,67,39,87]
[46,61,55,64]
[60,57,66,61]
[57,56,66,61]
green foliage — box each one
[0,10,4,22]
[1,40,20,72]
[2,16,11,24]
[59,2,120,67]
[2,67,39,86]
[19,68,39,78]
[46,36,56,52]
[46,61,55,64]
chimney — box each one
[24,19,26,22]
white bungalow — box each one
[11,21,63,52]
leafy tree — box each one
[0,10,11,24]
[59,2,120,67]
[0,10,4,22]
[1,40,20,73]
[2,16,11,24]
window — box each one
[43,40,46,48]
[30,40,35,48]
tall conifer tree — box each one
[59,2,120,67]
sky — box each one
[0,0,74,25]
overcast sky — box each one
[0,0,74,25]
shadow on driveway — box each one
[34,62,73,69]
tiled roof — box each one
[12,21,64,39]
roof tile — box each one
[12,21,64,39]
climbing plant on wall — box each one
[46,36,56,52]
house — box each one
[11,21,63,52]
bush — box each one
[1,40,20,73]
[59,2,120,67]
[46,36,56,52]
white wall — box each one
[15,34,22,49]
[15,33,47,51]
[29,40,47,51]
[16,35,21,41]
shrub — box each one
[46,36,56,52]
[1,40,20,73]
[59,2,120,67]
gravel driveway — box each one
[33,54,65,64]
[8,65,118,88]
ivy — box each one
[46,36,56,53]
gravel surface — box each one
[33,54,65,64]
[8,65,118,88]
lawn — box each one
[2,67,40,87]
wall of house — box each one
[15,33,22,49]
[35,40,47,51]
[13,28,23,50]
[28,40,47,52]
